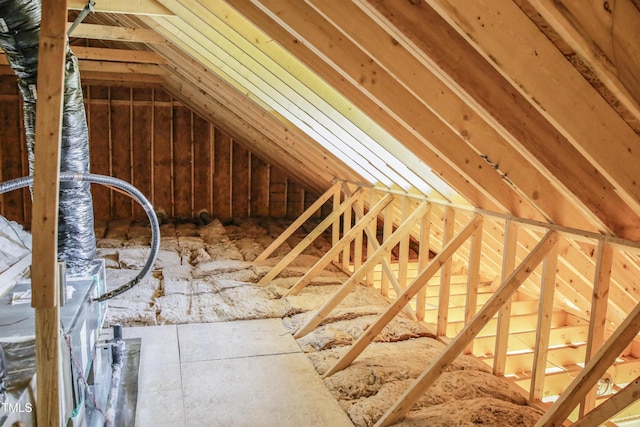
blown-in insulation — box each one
[0,0,96,275]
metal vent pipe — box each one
[0,0,96,275]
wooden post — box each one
[464,217,484,354]
[494,220,518,376]
[375,230,559,427]
[416,208,431,320]
[380,200,394,297]
[31,1,68,426]
[530,242,559,402]
[437,206,455,336]
[332,183,341,263]
[581,240,613,416]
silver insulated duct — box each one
[0,0,96,275]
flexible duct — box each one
[0,0,96,276]
[0,173,160,302]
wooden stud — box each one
[353,196,364,271]
[398,196,410,290]
[342,189,353,271]
[286,193,394,296]
[416,205,431,321]
[380,198,394,297]
[131,88,153,221]
[324,214,483,379]
[375,230,559,427]
[494,221,518,376]
[258,187,362,284]
[530,241,559,402]
[581,241,614,416]
[31,2,68,426]
[332,181,341,263]
[437,206,455,336]
[464,217,484,354]
[213,128,232,219]
[295,201,430,339]
[172,105,192,217]
[255,182,340,262]
[366,188,376,286]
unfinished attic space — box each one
[2,1,640,427]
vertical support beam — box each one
[258,187,362,284]
[464,217,484,354]
[323,214,483,378]
[354,196,364,271]
[332,182,341,263]
[416,206,431,321]
[537,273,640,426]
[581,240,613,416]
[398,196,410,289]
[380,199,394,297]
[31,1,68,426]
[376,231,559,427]
[294,201,429,339]
[342,186,353,271]
[366,188,376,286]
[494,220,518,376]
[530,241,559,402]
[437,206,455,337]
[255,182,340,262]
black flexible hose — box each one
[0,173,160,302]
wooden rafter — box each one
[375,230,559,427]
[67,22,169,43]
[425,0,640,239]
[67,0,174,16]
[526,0,640,129]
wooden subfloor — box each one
[124,319,354,427]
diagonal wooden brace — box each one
[375,230,559,427]
[294,201,430,338]
[255,182,341,262]
[285,193,394,296]
[258,187,363,285]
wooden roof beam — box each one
[426,0,640,239]
[67,22,169,44]
[308,0,598,235]
[224,0,504,211]
[526,0,640,125]
[67,0,174,16]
